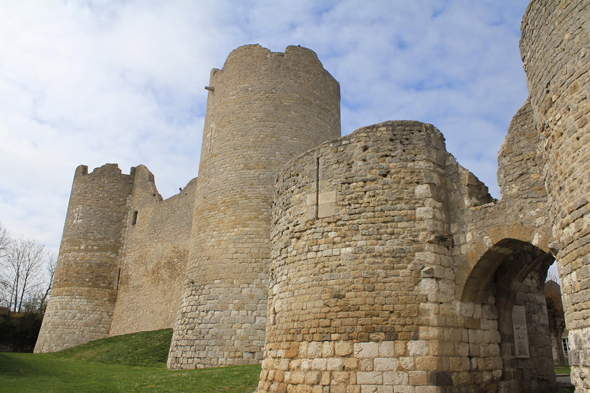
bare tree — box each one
[1,238,46,312]
[0,221,10,257]
[38,251,57,312]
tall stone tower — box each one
[34,164,133,353]
[167,44,341,369]
[520,1,590,389]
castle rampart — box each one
[109,165,198,336]
[167,44,342,369]
[35,164,133,353]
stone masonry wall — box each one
[511,264,555,393]
[259,114,557,392]
[168,44,341,369]
[259,121,454,392]
[449,99,555,392]
[109,165,198,336]
[35,164,133,353]
[497,99,546,201]
[521,0,590,390]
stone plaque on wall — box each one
[512,305,530,358]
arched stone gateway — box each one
[461,238,556,393]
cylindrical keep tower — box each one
[168,45,341,369]
[520,1,590,390]
[35,164,133,353]
[258,121,449,392]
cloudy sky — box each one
[0,0,532,256]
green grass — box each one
[0,329,261,393]
[48,328,174,368]
[554,364,571,375]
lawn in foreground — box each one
[0,352,260,393]
[0,329,260,393]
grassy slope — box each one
[48,328,174,368]
[0,329,260,393]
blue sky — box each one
[0,0,533,256]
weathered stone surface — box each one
[35,164,133,352]
[520,1,590,391]
[167,44,341,369]
[257,118,555,393]
[109,165,197,336]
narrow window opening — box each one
[116,268,121,290]
[562,337,569,359]
[132,210,138,225]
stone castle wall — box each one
[35,164,133,353]
[258,121,500,392]
[521,0,590,390]
[259,121,451,392]
[449,99,555,393]
[35,163,199,351]
[34,2,590,389]
[109,166,198,336]
[497,99,546,201]
[258,116,556,392]
[167,44,341,369]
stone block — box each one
[336,342,353,357]
[379,342,395,357]
[408,371,428,386]
[383,371,409,385]
[327,358,344,371]
[305,371,321,385]
[407,341,429,356]
[375,357,399,371]
[312,358,328,371]
[355,342,380,358]
[357,372,383,384]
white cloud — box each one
[0,0,531,253]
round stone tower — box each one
[167,44,341,369]
[34,164,133,353]
[520,1,590,389]
[258,121,450,392]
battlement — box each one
[208,44,338,94]
[75,163,130,178]
[220,44,328,72]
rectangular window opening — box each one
[132,210,138,225]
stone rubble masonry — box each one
[497,99,546,201]
[257,119,556,392]
[521,0,590,391]
[167,44,341,369]
[35,164,134,353]
[109,165,198,336]
[259,121,453,392]
[35,162,198,352]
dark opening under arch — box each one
[461,238,556,393]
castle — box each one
[35,1,590,392]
